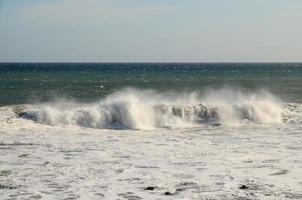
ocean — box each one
[0,63,301,199]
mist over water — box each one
[13,88,291,130]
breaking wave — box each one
[2,88,302,130]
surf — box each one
[3,88,298,130]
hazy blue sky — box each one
[0,0,302,62]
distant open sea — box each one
[1,63,302,105]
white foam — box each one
[13,88,290,130]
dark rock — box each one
[164,192,172,195]
[239,185,249,190]
[144,186,155,191]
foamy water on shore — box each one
[0,122,301,199]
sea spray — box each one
[14,88,288,130]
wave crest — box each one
[12,88,291,130]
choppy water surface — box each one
[1,63,302,105]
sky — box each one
[0,0,302,62]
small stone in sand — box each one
[239,185,249,190]
[144,187,155,191]
[164,192,172,195]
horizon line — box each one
[1,61,302,64]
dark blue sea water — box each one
[0,63,302,105]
